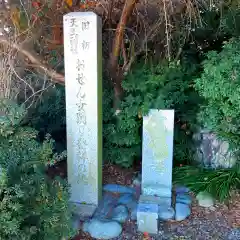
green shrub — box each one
[103,59,202,167]
[195,38,240,148]
[184,38,240,201]
[27,84,66,150]
[0,99,75,240]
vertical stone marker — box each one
[63,12,102,217]
[142,109,174,201]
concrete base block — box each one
[137,202,159,234]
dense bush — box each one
[27,84,66,151]
[195,38,240,148]
[0,100,75,240]
[172,38,240,202]
[103,58,202,167]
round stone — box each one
[117,193,135,205]
[83,219,122,239]
[158,206,175,220]
[93,193,117,220]
[111,205,129,223]
[196,191,214,207]
[176,194,192,205]
[175,203,191,221]
[175,185,190,194]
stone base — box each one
[139,194,171,207]
[137,194,173,233]
[142,184,172,198]
[72,202,97,220]
[137,202,159,234]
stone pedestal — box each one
[137,203,159,234]
[63,12,102,217]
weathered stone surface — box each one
[93,193,117,220]
[111,205,129,223]
[142,110,174,198]
[73,203,97,220]
[137,202,159,234]
[175,203,191,221]
[83,219,122,239]
[64,12,103,215]
[176,194,192,205]
[117,193,135,205]
[175,185,190,194]
[196,191,215,207]
[139,194,172,207]
[103,184,135,194]
[193,130,237,169]
[158,206,175,220]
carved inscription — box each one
[69,18,91,182]
[69,18,79,54]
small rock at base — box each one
[196,191,214,207]
[83,219,122,239]
[175,203,191,221]
[111,205,129,223]
[158,206,175,220]
[117,193,135,205]
[103,184,135,194]
[176,194,192,205]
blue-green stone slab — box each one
[142,109,174,198]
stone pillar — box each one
[137,109,174,233]
[63,12,102,217]
[141,109,174,201]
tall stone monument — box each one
[63,12,102,217]
[137,109,174,233]
[141,109,174,201]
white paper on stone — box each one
[63,12,102,206]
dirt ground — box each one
[69,164,239,240]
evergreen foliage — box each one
[103,59,202,167]
[27,85,66,150]
[0,99,75,240]
[195,38,240,148]
[173,38,240,201]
